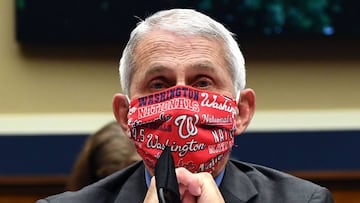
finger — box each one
[175,167,201,196]
[143,176,159,203]
[181,190,196,203]
[176,168,225,203]
[196,172,224,203]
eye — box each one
[148,78,170,92]
[192,77,213,89]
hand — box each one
[176,167,224,203]
[144,167,225,203]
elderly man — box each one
[37,9,333,203]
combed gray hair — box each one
[119,9,246,98]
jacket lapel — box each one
[219,160,258,203]
[114,162,148,203]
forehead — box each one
[132,29,227,69]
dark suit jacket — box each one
[37,160,333,203]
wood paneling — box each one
[0,175,67,203]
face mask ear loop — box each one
[235,90,241,103]
[126,95,131,104]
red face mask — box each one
[127,85,237,173]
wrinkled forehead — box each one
[132,29,228,69]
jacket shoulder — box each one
[37,161,144,203]
[227,160,334,203]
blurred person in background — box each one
[67,121,141,191]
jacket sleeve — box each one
[309,187,334,203]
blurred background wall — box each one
[1,1,360,114]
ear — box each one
[235,88,256,135]
[112,93,130,135]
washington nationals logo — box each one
[174,114,199,139]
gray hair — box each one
[119,9,246,98]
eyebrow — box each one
[188,61,217,73]
[143,60,218,77]
[143,65,172,77]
